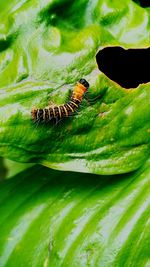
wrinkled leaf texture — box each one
[0,1,150,266]
[0,0,150,174]
[0,163,150,267]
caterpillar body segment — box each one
[31,78,89,122]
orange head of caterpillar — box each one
[72,78,89,101]
[79,78,89,91]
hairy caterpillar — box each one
[31,78,89,122]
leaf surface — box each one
[0,0,150,174]
[0,163,149,267]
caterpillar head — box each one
[79,78,89,90]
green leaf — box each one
[0,163,149,267]
[0,0,150,174]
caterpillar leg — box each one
[33,118,41,128]
[55,117,60,125]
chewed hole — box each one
[96,46,150,89]
[133,0,150,8]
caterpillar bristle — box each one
[31,79,89,124]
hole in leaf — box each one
[96,46,150,89]
[133,0,150,7]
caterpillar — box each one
[31,78,89,122]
